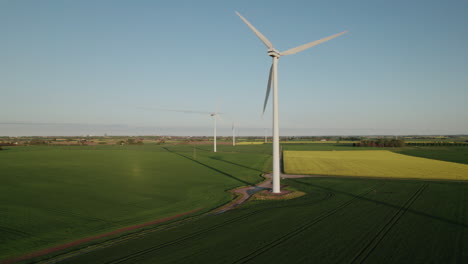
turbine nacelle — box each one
[267,49,281,58]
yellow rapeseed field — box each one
[284,150,468,180]
[237,142,265,145]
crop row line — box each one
[162,147,253,185]
[454,184,466,263]
[0,225,31,238]
[350,183,428,264]
[38,207,115,225]
[232,182,386,264]
[105,189,335,264]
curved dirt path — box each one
[2,174,318,264]
[1,209,202,264]
[212,173,315,214]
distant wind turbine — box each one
[236,11,347,193]
[232,122,236,146]
[210,110,222,152]
[138,106,222,153]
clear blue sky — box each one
[1,0,467,136]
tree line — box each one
[354,139,405,147]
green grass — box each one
[397,146,468,165]
[59,177,468,264]
[0,144,269,260]
[3,143,468,263]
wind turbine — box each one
[210,110,222,152]
[137,106,222,153]
[232,122,236,146]
[236,11,347,193]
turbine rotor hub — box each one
[267,49,281,58]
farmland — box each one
[2,142,468,263]
[0,144,269,260]
[57,177,468,264]
[284,150,468,180]
[397,146,468,165]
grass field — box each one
[284,150,468,180]
[2,143,468,263]
[56,177,468,264]
[397,146,468,165]
[0,144,270,260]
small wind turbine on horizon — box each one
[232,122,236,146]
[138,106,223,153]
[210,110,222,152]
[236,11,347,193]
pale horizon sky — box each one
[1,0,467,136]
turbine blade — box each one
[262,64,273,116]
[235,11,273,49]
[280,31,348,56]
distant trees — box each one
[27,140,49,145]
[340,136,361,141]
[354,139,405,148]
[117,138,144,145]
[126,138,143,145]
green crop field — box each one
[397,146,468,165]
[0,144,270,260]
[2,143,468,263]
[283,150,468,180]
[56,177,468,264]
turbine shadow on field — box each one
[292,179,468,228]
[208,156,263,173]
[162,147,253,186]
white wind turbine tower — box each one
[232,122,236,146]
[236,11,347,193]
[210,110,222,152]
